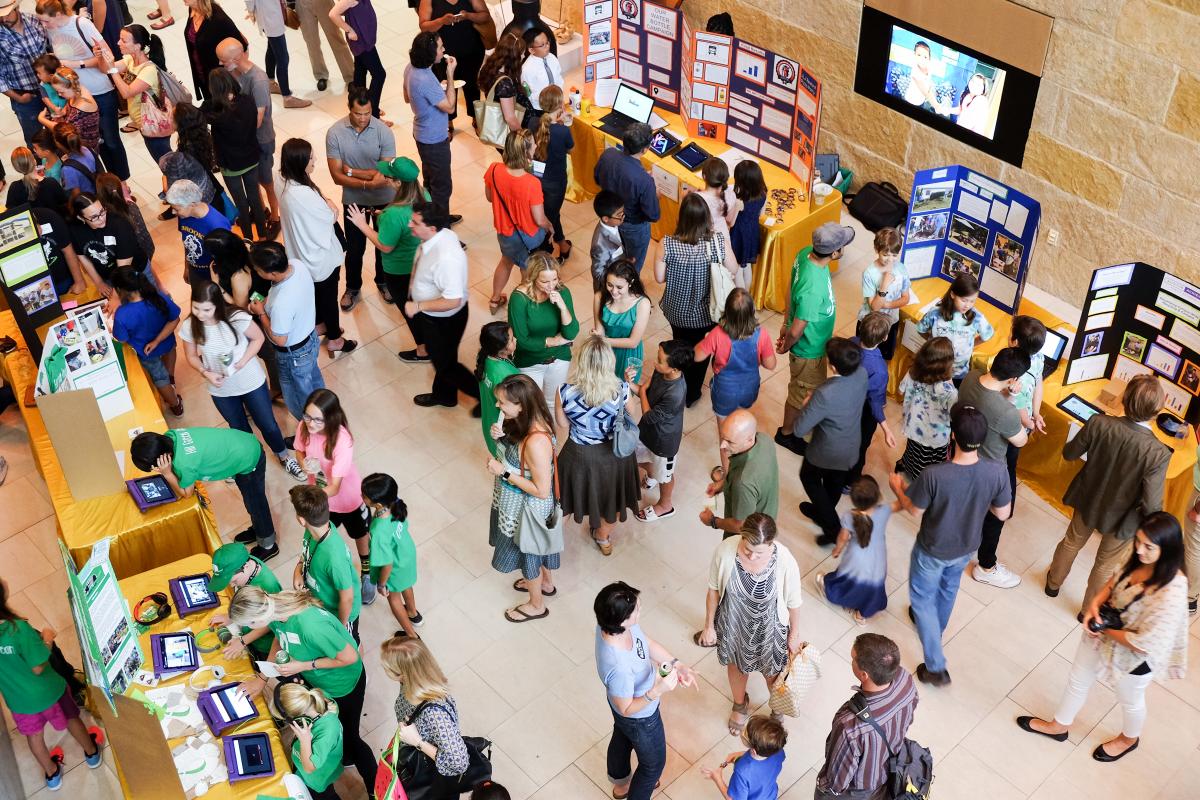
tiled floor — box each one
[5,4,1200,799]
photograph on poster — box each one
[0,211,37,252]
[86,336,109,363]
[1091,263,1135,291]
[912,180,955,212]
[1180,360,1200,395]
[77,309,103,336]
[941,249,981,282]
[1067,353,1108,384]
[906,212,949,243]
[1081,331,1103,356]
[990,233,1023,278]
[617,0,640,24]
[1120,331,1148,361]
[65,348,85,372]
[14,278,56,314]
[1146,343,1182,379]
[586,0,612,22]
[54,320,81,346]
[589,24,611,48]
[948,214,988,254]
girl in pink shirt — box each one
[695,289,776,421]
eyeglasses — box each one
[302,414,325,425]
[82,210,106,223]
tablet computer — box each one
[672,142,710,171]
[224,732,275,782]
[1057,393,1104,424]
[150,631,200,677]
[1040,329,1069,378]
[169,573,220,617]
[126,475,177,513]
[648,130,682,158]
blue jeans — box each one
[233,450,276,548]
[607,708,666,800]
[908,545,972,673]
[93,90,130,180]
[264,34,291,96]
[143,134,172,163]
[275,333,325,421]
[618,220,652,272]
[9,93,43,146]
[210,382,288,456]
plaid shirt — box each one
[0,13,48,94]
[816,670,919,795]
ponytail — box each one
[10,147,39,195]
[533,85,564,162]
[111,266,169,318]
[124,24,167,71]
[361,473,408,523]
[847,476,881,549]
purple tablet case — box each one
[168,573,220,618]
[126,476,177,512]
[223,732,275,783]
[149,631,199,678]
[198,682,259,736]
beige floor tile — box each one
[1008,652,1115,744]
[960,697,1075,794]
[0,477,54,544]
[574,736,687,797]
[468,622,574,710]
[932,746,1026,800]
[531,763,612,799]
[488,701,601,786]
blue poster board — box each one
[584,0,683,111]
[899,165,1041,314]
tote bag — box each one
[768,643,822,718]
[515,431,563,556]
[398,701,493,798]
[132,64,175,138]
[374,728,411,800]
[708,236,735,322]
[474,78,525,149]
[611,384,639,459]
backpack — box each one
[850,692,933,799]
[843,181,909,232]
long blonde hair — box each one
[277,682,333,719]
[380,637,452,705]
[533,85,565,162]
[501,129,533,171]
[10,148,40,195]
[227,587,319,627]
[569,334,621,407]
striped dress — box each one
[715,547,790,675]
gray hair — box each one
[165,179,203,207]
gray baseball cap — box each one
[812,223,856,256]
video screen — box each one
[161,634,194,669]
[883,24,1006,140]
[136,476,171,501]
[181,577,215,607]
[648,131,678,157]
[235,736,273,775]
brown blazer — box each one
[1062,414,1171,539]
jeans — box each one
[542,179,566,243]
[333,668,378,790]
[93,90,131,180]
[668,322,714,406]
[143,134,172,164]
[314,267,343,340]
[978,443,1019,569]
[519,359,570,417]
[418,307,479,405]
[908,545,971,673]
[224,168,268,240]
[352,47,386,118]
[846,402,878,486]
[799,460,851,537]
[342,203,385,292]
[383,272,423,346]
[10,93,42,146]
[618,220,652,272]
[276,333,325,420]
[233,450,276,547]
[415,138,453,218]
[210,383,288,456]
[264,34,292,96]
[1055,634,1152,738]
[607,708,667,800]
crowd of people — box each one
[0,4,1194,799]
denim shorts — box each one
[139,354,171,387]
[497,228,547,268]
[256,140,275,185]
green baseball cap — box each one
[377,156,420,182]
[208,543,252,592]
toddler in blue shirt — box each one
[702,715,787,800]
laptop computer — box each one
[598,84,655,139]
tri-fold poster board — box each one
[0,205,63,362]
[584,0,683,107]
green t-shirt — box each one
[271,606,362,698]
[377,203,422,276]
[291,709,344,791]
[509,288,580,367]
[302,526,361,623]
[479,357,520,457]
[724,434,780,523]
[788,247,836,359]
[166,428,263,487]
[0,619,65,715]
[369,515,418,592]
[244,558,281,660]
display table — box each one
[887,278,1196,521]
[0,310,220,578]
[568,108,843,313]
[113,554,292,799]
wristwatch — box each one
[876,290,888,297]
[345,167,354,178]
[501,469,512,481]
[708,516,719,530]
[310,659,318,671]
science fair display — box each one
[35,301,133,421]
[899,165,1040,314]
[0,205,63,362]
[584,0,684,107]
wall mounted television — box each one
[853,6,1041,167]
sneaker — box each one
[361,574,378,606]
[973,562,1021,589]
[414,393,457,408]
[45,759,63,791]
[378,283,394,304]
[916,663,951,686]
[283,95,313,109]
[408,611,424,627]
[268,79,281,94]
[251,543,279,561]
[340,289,360,311]
[280,456,306,482]
[84,735,102,769]
[234,528,257,545]
[397,349,430,363]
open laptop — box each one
[597,83,655,139]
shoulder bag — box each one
[157,66,195,107]
[707,235,735,322]
[281,0,301,29]
[472,1,498,50]
[768,643,821,718]
[398,700,493,799]
[514,430,563,556]
[375,728,411,800]
[474,77,525,149]
[130,63,175,138]
[611,383,639,459]
[843,181,908,232]
[489,165,546,253]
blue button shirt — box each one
[594,149,660,226]
[407,66,448,145]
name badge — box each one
[284,631,301,645]
[531,160,546,177]
[40,223,53,235]
[103,236,117,246]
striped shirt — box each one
[816,670,919,795]
[0,14,48,94]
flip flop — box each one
[504,606,549,623]
[692,630,717,648]
[512,578,557,596]
[635,506,675,523]
[121,122,139,133]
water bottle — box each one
[569,87,582,115]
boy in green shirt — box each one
[207,543,281,661]
[290,485,362,641]
[775,223,855,456]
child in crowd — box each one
[33,54,66,117]
[818,476,894,625]
[0,578,102,792]
[633,340,691,522]
[206,542,281,662]
[895,336,958,484]
[729,160,767,290]
[590,189,625,291]
[476,321,520,458]
[277,682,345,800]
[294,388,376,606]
[1009,315,1047,434]
[858,227,912,359]
[847,312,897,488]
[916,272,993,384]
[110,265,184,416]
[701,714,788,800]
[290,484,364,639]
[698,157,739,278]
[532,85,574,262]
[31,129,63,185]
[695,288,776,421]
[471,782,512,799]
[362,473,422,640]
[593,258,652,382]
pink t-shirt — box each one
[697,326,774,374]
[298,427,362,513]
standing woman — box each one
[182,0,246,101]
[417,0,487,132]
[245,0,294,104]
[531,84,573,261]
[205,68,269,241]
[484,129,554,313]
[592,259,651,383]
[476,31,532,133]
[36,68,101,154]
[486,373,559,623]
[695,513,804,737]
[329,0,385,119]
[277,683,345,800]
[96,24,173,162]
[205,227,282,398]
[179,281,306,480]
[476,321,519,457]
[509,252,578,414]
[655,192,739,407]
[556,335,641,556]
[278,138,356,356]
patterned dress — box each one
[715,546,790,675]
[489,435,561,580]
[898,374,957,481]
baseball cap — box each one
[812,223,856,256]
[377,156,420,182]
[208,543,252,592]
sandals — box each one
[147,9,162,18]
[613,780,659,799]
[635,506,675,523]
[591,528,613,556]
[512,578,557,597]
[120,122,139,134]
[488,293,508,315]
[692,630,717,648]
[150,17,175,29]
[728,695,750,737]
[504,605,549,623]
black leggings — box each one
[309,785,342,800]
[353,47,387,118]
[223,168,268,240]
[335,668,379,790]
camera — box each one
[1087,603,1124,633]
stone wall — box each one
[563,0,1200,304]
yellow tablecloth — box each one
[0,310,220,578]
[887,278,1196,521]
[569,109,843,313]
[114,554,292,799]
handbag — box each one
[157,67,195,106]
[490,165,546,253]
[281,0,300,29]
[474,78,525,149]
[611,384,639,459]
[707,236,735,322]
[767,643,821,718]
[375,728,411,800]
[514,431,563,556]
[398,701,493,798]
[138,86,176,138]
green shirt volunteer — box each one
[0,619,65,715]
[377,200,425,276]
[787,246,836,359]
[166,428,263,487]
[479,356,520,457]
[302,525,362,623]
[271,606,362,698]
[368,515,418,592]
[209,543,282,659]
[292,710,344,791]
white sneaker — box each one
[973,562,1021,588]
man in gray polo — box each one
[326,85,397,311]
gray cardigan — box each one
[792,367,869,470]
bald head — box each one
[719,409,759,456]
[216,37,246,70]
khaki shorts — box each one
[787,354,827,409]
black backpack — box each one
[843,181,909,232]
[850,692,933,799]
